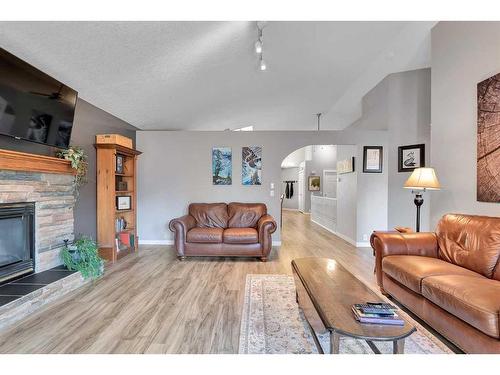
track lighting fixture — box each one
[255,27,263,53]
[255,22,267,71]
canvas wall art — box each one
[337,157,355,174]
[242,146,262,185]
[477,73,500,203]
[212,147,232,185]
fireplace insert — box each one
[0,202,35,284]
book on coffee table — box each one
[352,306,404,326]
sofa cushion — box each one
[189,203,228,228]
[382,255,482,294]
[223,228,259,244]
[436,214,500,278]
[422,275,500,338]
[186,227,223,243]
[227,202,266,228]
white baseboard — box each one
[356,241,371,248]
[282,208,299,212]
[139,239,282,247]
[139,239,174,245]
[310,219,365,248]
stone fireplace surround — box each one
[0,170,75,272]
[0,149,89,330]
[0,149,76,273]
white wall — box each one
[137,129,388,244]
[430,22,500,225]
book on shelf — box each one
[118,231,131,246]
[116,231,135,251]
[115,217,128,233]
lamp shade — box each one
[404,167,441,190]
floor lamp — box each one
[403,168,441,232]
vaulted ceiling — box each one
[0,21,435,130]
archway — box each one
[280,145,343,234]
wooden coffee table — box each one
[292,257,416,354]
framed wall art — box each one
[477,73,500,202]
[116,154,124,174]
[242,146,262,185]
[398,144,425,172]
[212,147,232,185]
[363,146,383,173]
[308,175,320,191]
[116,195,131,211]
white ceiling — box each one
[0,21,435,131]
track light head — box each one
[255,40,263,54]
[260,57,267,71]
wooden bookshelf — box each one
[95,143,142,262]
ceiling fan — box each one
[30,84,64,100]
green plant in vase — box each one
[55,146,88,198]
[61,236,104,280]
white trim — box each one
[139,239,283,247]
[311,218,363,248]
[356,241,371,248]
[282,208,299,211]
[139,239,174,245]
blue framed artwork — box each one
[242,146,262,185]
[212,147,232,185]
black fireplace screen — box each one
[0,202,35,284]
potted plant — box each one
[55,146,88,198]
[61,236,104,280]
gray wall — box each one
[386,69,431,230]
[430,22,500,225]
[348,68,431,232]
[137,129,388,243]
[336,145,357,243]
[0,98,137,238]
[355,143,389,242]
[281,167,299,210]
[71,99,137,237]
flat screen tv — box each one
[0,48,78,149]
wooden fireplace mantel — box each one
[0,148,75,175]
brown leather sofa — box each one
[169,202,277,261]
[371,213,500,353]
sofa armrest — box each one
[258,214,277,257]
[169,215,196,256]
[371,231,438,291]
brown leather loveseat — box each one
[371,213,500,353]
[169,202,277,261]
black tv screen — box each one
[0,48,78,149]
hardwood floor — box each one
[0,211,376,354]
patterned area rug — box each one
[238,274,453,354]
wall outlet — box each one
[270,182,275,189]
[362,234,368,241]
